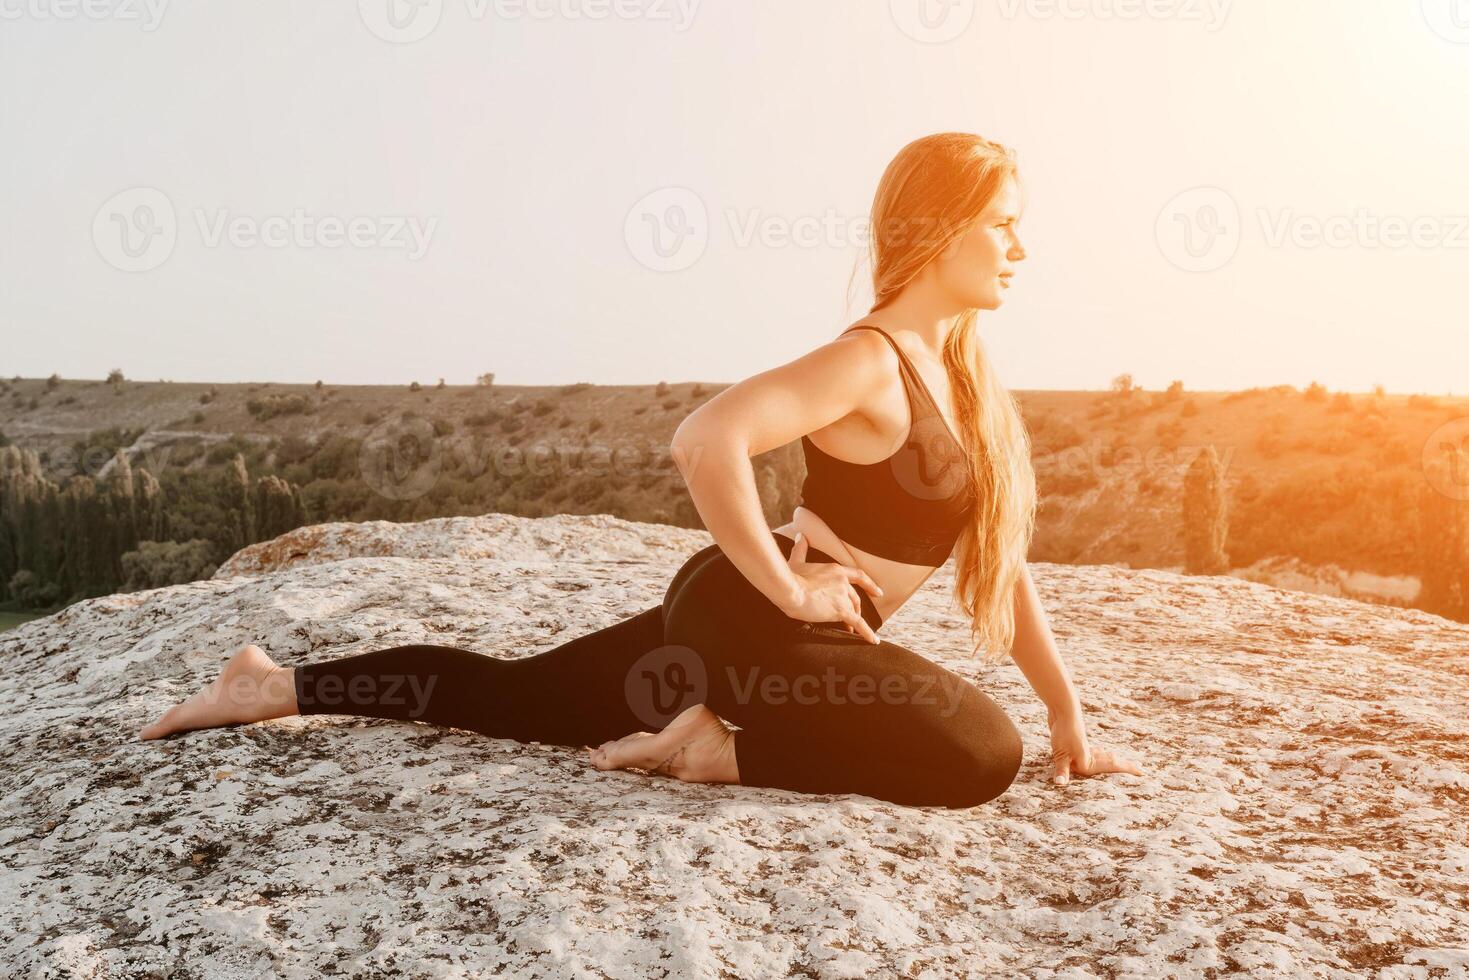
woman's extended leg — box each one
[140,605,667,743]
[139,539,731,744]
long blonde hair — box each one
[865,132,1038,664]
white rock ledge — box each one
[2,513,1467,978]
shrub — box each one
[477,372,496,387]
[363,410,383,425]
[1255,430,1287,459]
[560,382,592,396]
[655,381,670,397]
[1110,373,1135,396]
[466,409,501,428]
[191,410,205,424]
[1327,392,1353,414]
[106,368,124,385]
[531,399,554,417]
[588,419,604,433]
[1027,412,1084,452]
[1304,381,1327,402]
[1181,399,1199,417]
[246,394,313,421]
[46,373,60,391]
[409,381,422,392]
[275,434,317,467]
[662,398,680,410]
[7,569,60,609]
[121,539,219,591]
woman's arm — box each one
[1008,561,1081,720]
[1009,561,1144,784]
[668,332,890,627]
[669,434,804,612]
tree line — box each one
[0,445,304,608]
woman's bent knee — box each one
[945,708,1024,808]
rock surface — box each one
[3,513,1468,979]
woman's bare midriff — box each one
[771,506,942,624]
[768,318,958,624]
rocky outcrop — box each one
[3,513,1467,978]
[214,512,709,579]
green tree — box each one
[120,539,219,591]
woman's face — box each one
[930,176,1027,310]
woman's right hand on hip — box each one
[776,533,883,644]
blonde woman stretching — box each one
[141,133,1144,808]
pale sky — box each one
[2,0,1466,394]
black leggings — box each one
[293,532,1023,808]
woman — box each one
[140,132,1143,808]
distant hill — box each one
[1,373,1465,622]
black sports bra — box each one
[796,326,975,566]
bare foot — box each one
[138,645,297,740]
[587,703,739,784]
